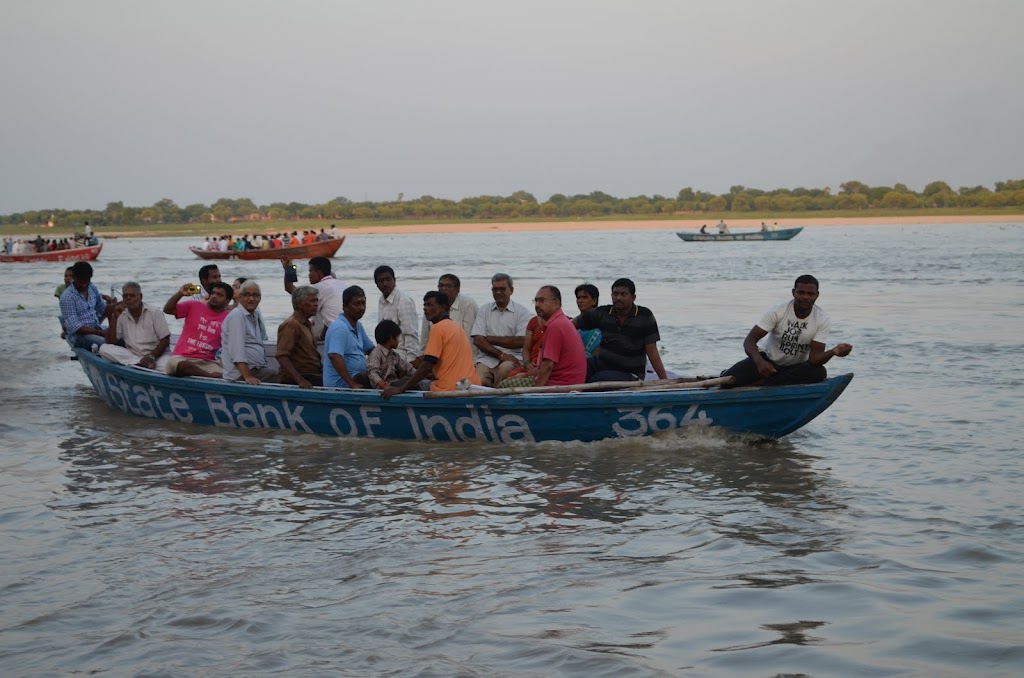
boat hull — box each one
[190,236,345,260]
[1,243,102,262]
[75,349,852,443]
[676,227,803,242]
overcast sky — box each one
[1,0,1022,213]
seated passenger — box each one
[381,291,481,399]
[498,286,586,388]
[573,283,602,357]
[471,273,532,386]
[163,281,233,378]
[220,281,279,385]
[575,278,667,382]
[367,320,415,390]
[323,285,373,389]
[720,275,853,387]
[59,261,113,352]
[99,282,171,371]
[276,286,323,388]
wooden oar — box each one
[422,375,735,399]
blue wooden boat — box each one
[74,348,852,443]
[677,226,803,242]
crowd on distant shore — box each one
[199,226,341,252]
[56,256,853,396]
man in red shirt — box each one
[499,285,587,388]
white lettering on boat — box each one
[84,365,194,423]
[406,405,536,443]
[612,404,711,437]
[206,395,312,432]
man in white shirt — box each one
[373,265,420,362]
[721,274,853,387]
[420,273,478,357]
[471,272,532,386]
[99,282,171,371]
[282,256,346,340]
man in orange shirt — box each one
[381,291,480,399]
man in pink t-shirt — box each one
[162,281,232,377]
[532,285,587,386]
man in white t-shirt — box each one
[282,256,345,340]
[721,274,853,387]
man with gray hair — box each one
[99,281,171,371]
[220,280,279,384]
[470,272,532,386]
[276,286,322,388]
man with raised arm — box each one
[721,274,853,387]
[282,255,345,339]
[99,282,170,371]
[471,272,532,386]
[163,280,233,378]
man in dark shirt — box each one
[575,278,668,382]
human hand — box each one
[755,357,777,378]
[833,343,853,357]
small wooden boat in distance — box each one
[1,242,103,263]
[677,227,803,242]
[190,236,345,260]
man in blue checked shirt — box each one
[59,261,114,351]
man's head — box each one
[207,281,233,311]
[438,274,461,298]
[534,285,562,321]
[292,285,319,318]
[308,257,331,284]
[374,319,402,349]
[198,264,221,292]
[121,282,144,314]
[237,280,262,313]
[792,275,820,315]
[374,265,397,297]
[610,278,637,313]
[490,273,514,308]
[575,283,599,313]
[423,290,450,323]
[342,285,367,321]
[71,261,93,292]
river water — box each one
[1,223,1022,676]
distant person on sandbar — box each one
[720,274,853,387]
[717,220,730,234]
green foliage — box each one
[4,179,1024,230]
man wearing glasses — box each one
[470,273,532,387]
[220,280,279,385]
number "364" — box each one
[612,404,711,437]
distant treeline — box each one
[6,180,1024,229]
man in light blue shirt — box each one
[323,285,374,388]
